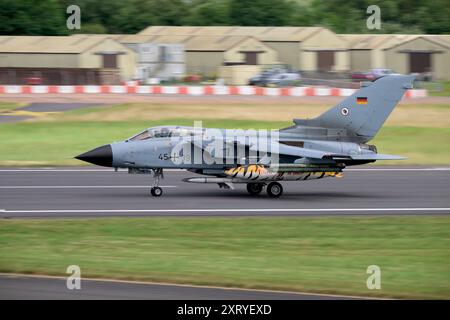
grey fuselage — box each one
[111,126,374,172]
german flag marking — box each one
[356,97,368,105]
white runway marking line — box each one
[1,208,449,214]
[0,185,177,189]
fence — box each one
[0,85,427,98]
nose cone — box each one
[75,144,113,167]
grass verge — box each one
[0,216,449,299]
[424,81,450,97]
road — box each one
[0,167,449,218]
[0,274,355,300]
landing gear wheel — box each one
[246,183,264,195]
[267,182,283,198]
[149,168,164,197]
[150,186,163,197]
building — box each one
[384,36,450,80]
[343,34,450,80]
[138,26,350,75]
[119,33,278,77]
[2,27,448,85]
[343,34,413,71]
[0,35,136,84]
[114,34,185,82]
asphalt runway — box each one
[19,102,104,112]
[0,274,351,300]
[0,167,449,218]
[0,103,104,123]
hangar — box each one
[2,28,448,84]
[343,34,414,71]
[113,34,186,81]
[138,26,350,75]
[115,33,278,76]
[344,34,450,80]
[384,36,450,80]
[0,35,136,84]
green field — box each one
[425,81,450,97]
[0,216,449,299]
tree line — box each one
[1,0,448,36]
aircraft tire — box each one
[246,183,264,195]
[151,186,163,197]
[267,182,283,198]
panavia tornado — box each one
[76,75,414,197]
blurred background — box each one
[0,0,449,167]
[0,0,450,165]
[0,0,449,90]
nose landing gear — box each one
[150,186,163,197]
[150,168,164,197]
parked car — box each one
[248,69,282,86]
[25,77,42,85]
[264,73,301,87]
[351,68,396,81]
[411,71,433,82]
[248,65,295,86]
[184,75,202,83]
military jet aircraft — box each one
[76,75,414,197]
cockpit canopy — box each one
[127,126,202,142]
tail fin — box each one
[311,75,414,143]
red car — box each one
[351,68,395,81]
[25,77,42,85]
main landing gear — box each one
[246,183,264,195]
[150,168,164,197]
[266,182,283,198]
[246,182,283,198]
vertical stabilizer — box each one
[314,75,415,142]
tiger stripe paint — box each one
[224,165,343,182]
